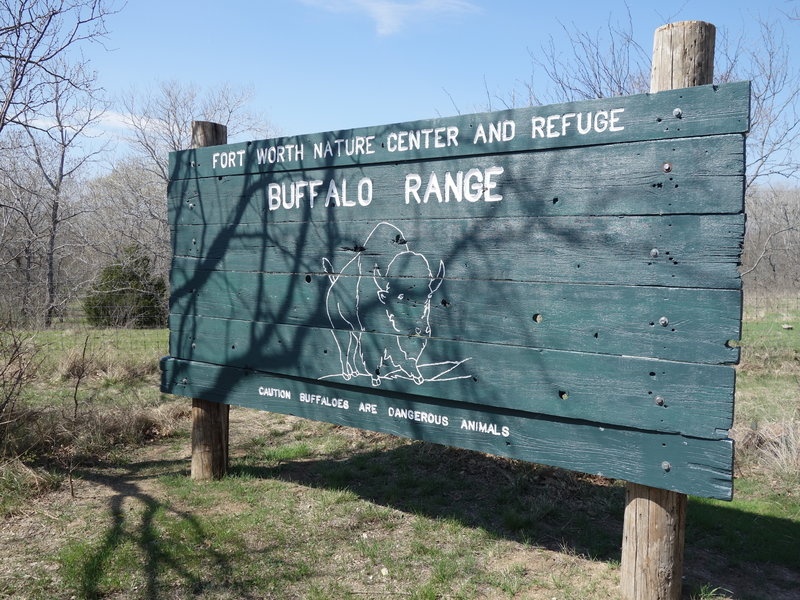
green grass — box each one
[739,307,800,371]
[735,373,799,424]
[688,479,800,568]
[2,410,796,600]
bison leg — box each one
[392,337,426,384]
[329,329,356,380]
[346,331,370,379]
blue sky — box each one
[90,0,799,140]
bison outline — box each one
[321,222,470,386]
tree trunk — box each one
[44,191,59,327]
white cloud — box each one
[98,110,135,132]
[300,0,479,36]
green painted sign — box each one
[162,82,749,500]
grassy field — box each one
[0,308,798,599]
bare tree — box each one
[740,186,800,305]
[733,21,800,187]
[523,10,650,106]
[503,16,800,192]
[78,81,277,307]
[0,141,50,322]
[0,63,107,325]
[122,80,275,184]
[82,156,170,283]
[0,0,115,136]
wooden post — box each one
[190,120,230,481]
[620,20,715,600]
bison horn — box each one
[429,260,445,294]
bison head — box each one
[373,250,444,336]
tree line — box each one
[0,1,273,327]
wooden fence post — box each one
[190,120,230,481]
[620,20,716,600]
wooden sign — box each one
[162,82,749,500]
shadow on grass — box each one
[232,439,800,598]
[236,441,627,559]
[66,459,239,600]
[66,441,800,600]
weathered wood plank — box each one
[160,357,734,500]
[167,135,745,227]
[168,315,734,439]
[169,265,741,365]
[168,82,749,180]
[170,215,745,289]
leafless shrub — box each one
[56,342,92,380]
[7,398,188,461]
[0,324,39,455]
[731,419,800,484]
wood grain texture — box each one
[191,121,227,148]
[161,357,733,500]
[164,80,747,501]
[623,21,717,600]
[167,314,734,439]
[169,82,749,180]
[621,483,687,599]
[170,215,745,289]
[191,398,229,480]
[169,265,741,364]
[651,22,716,93]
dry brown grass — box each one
[757,422,800,486]
[55,343,159,382]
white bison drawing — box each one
[321,222,470,386]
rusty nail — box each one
[673,108,682,118]
[661,461,672,472]
[655,396,665,406]
[659,316,669,327]
[650,248,659,258]
[662,162,672,173]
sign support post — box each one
[189,120,230,481]
[620,20,717,600]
